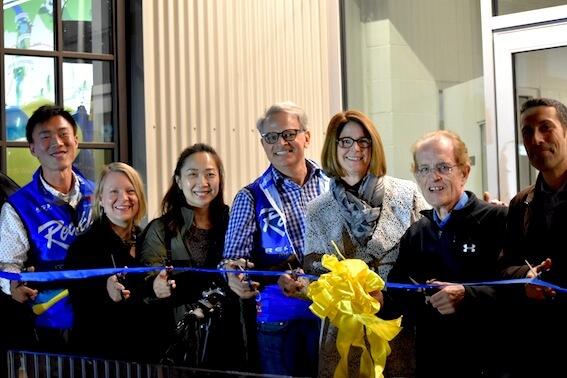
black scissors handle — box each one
[241,258,254,290]
[111,255,126,301]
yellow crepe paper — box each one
[307,252,402,378]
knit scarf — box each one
[331,173,384,244]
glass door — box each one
[493,21,567,203]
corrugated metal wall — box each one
[141,0,341,219]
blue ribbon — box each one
[388,278,567,294]
[1,268,565,294]
[0,267,319,282]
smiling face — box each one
[521,105,567,181]
[100,171,139,230]
[337,121,371,185]
[414,136,469,219]
[29,115,79,175]
[261,111,310,176]
[176,151,220,209]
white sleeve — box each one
[0,202,30,295]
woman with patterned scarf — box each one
[301,110,429,377]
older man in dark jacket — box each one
[385,130,509,377]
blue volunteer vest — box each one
[247,178,296,269]
[8,167,94,329]
[247,163,329,322]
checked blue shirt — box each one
[222,160,329,268]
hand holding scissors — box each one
[225,258,259,299]
[278,264,305,297]
[525,258,555,300]
[409,276,434,305]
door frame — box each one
[482,1,567,203]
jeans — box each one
[257,317,320,377]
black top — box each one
[499,174,567,377]
[386,191,509,377]
[65,215,149,363]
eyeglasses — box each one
[337,137,372,149]
[261,129,304,144]
[415,163,462,177]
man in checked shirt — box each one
[220,101,329,377]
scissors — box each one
[288,263,302,281]
[111,255,126,301]
[525,259,551,281]
[240,258,254,291]
[409,276,434,305]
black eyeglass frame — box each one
[261,129,305,144]
[337,137,372,149]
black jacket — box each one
[139,205,249,371]
[386,191,508,377]
[499,174,567,377]
[65,215,149,362]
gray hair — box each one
[256,101,308,133]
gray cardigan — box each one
[304,175,429,281]
[303,175,429,378]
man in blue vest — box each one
[0,105,94,354]
[221,101,329,377]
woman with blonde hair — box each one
[65,162,149,362]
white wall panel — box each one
[141,0,341,220]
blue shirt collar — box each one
[433,191,469,227]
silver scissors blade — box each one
[409,276,431,304]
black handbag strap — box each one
[164,226,173,266]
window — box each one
[1,0,127,185]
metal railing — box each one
[6,350,284,378]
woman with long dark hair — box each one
[140,143,246,370]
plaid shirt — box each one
[222,160,329,267]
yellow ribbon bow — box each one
[307,250,402,378]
